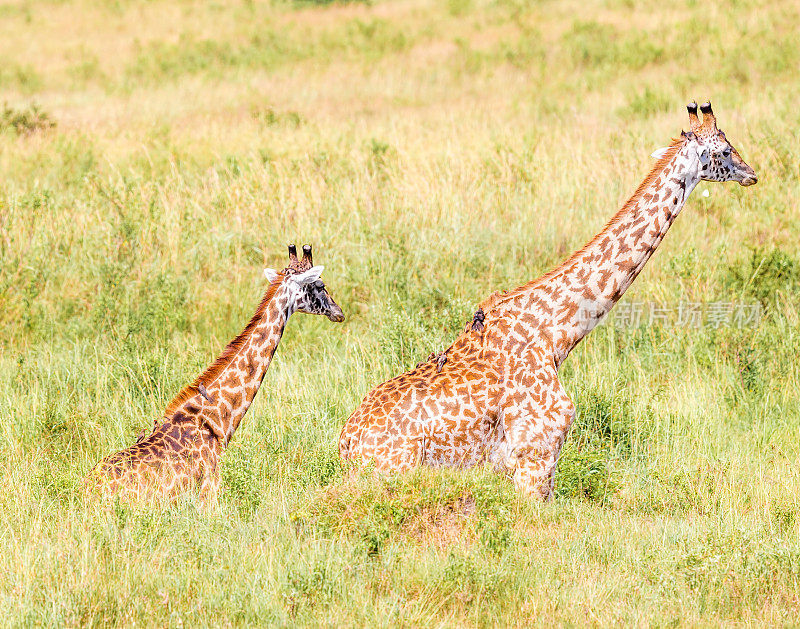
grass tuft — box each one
[0,102,54,135]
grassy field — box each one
[1,0,800,625]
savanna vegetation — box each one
[1,0,799,625]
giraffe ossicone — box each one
[339,101,757,499]
[85,244,345,505]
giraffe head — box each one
[264,244,345,322]
[669,101,757,187]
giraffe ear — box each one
[650,147,670,160]
[292,265,324,285]
[263,268,280,284]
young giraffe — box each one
[86,245,344,505]
[340,102,758,498]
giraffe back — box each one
[85,415,221,503]
[339,305,518,469]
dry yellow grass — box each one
[1,0,799,625]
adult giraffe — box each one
[86,245,344,505]
[339,102,757,498]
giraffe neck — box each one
[163,278,294,446]
[533,138,702,365]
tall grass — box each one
[1,0,799,624]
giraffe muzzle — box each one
[736,161,757,187]
[327,304,345,322]
[739,170,758,186]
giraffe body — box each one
[341,288,575,498]
[88,418,222,504]
[86,245,344,505]
[340,103,757,498]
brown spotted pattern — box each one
[85,245,344,505]
[339,103,757,499]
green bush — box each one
[724,247,800,310]
[0,102,54,135]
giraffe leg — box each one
[498,360,575,500]
[511,439,566,500]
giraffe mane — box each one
[163,275,285,419]
[480,135,687,313]
[595,135,686,231]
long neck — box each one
[164,279,294,446]
[537,139,701,365]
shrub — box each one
[251,107,303,128]
[570,388,642,457]
[0,102,55,135]
[295,445,344,489]
[298,469,517,557]
[221,450,263,519]
[556,446,617,503]
[555,387,646,503]
[723,247,800,310]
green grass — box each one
[1,0,799,625]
